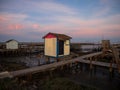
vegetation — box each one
[0,77,97,90]
[0,78,26,90]
[0,58,27,72]
[42,78,97,90]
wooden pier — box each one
[112,45,120,73]
[0,42,44,56]
[0,52,118,79]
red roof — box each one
[43,32,72,40]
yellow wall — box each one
[45,38,57,57]
[64,40,70,55]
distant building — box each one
[102,40,111,52]
[6,39,18,49]
[43,32,72,57]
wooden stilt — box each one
[45,56,50,64]
[49,70,53,79]
[94,65,97,76]
[109,61,113,81]
[80,63,83,72]
[27,73,32,81]
[90,57,93,78]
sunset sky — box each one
[0,0,120,43]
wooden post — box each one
[27,73,32,81]
[67,64,70,73]
[75,62,78,73]
[109,61,113,81]
[67,64,71,73]
[38,58,40,66]
[84,63,89,71]
[56,58,60,62]
[61,65,64,70]
[112,68,114,78]
[80,63,83,72]
[95,56,97,61]
[37,54,41,66]
[90,57,93,78]
[94,65,97,76]
[46,56,50,64]
[49,70,53,79]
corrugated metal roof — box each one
[43,32,72,40]
[6,39,18,43]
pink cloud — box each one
[32,24,40,29]
[0,16,7,21]
[0,12,119,40]
[8,24,23,30]
[0,13,28,23]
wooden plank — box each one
[77,59,117,68]
[0,71,13,78]
[80,52,102,58]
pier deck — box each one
[0,52,117,78]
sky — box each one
[0,0,120,43]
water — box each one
[22,56,55,67]
[81,44,101,52]
[0,55,56,67]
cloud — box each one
[32,24,41,29]
[95,6,110,17]
[8,24,23,30]
[39,13,120,39]
[0,0,120,42]
[0,11,120,40]
[0,0,77,15]
[0,12,41,36]
[34,1,76,15]
[89,0,112,17]
[0,12,28,22]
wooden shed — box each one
[6,39,18,49]
[43,32,72,57]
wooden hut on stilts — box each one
[43,32,72,62]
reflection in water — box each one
[81,45,101,52]
[0,55,56,67]
[20,55,55,67]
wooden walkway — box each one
[0,52,117,78]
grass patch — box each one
[0,77,98,90]
[42,77,97,90]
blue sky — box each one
[0,0,120,43]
